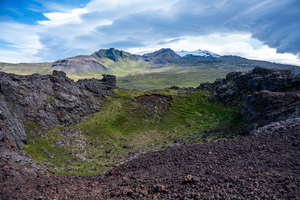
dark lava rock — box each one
[0,71,115,150]
[130,175,136,179]
[246,123,258,134]
[241,90,300,122]
[153,184,165,192]
[197,67,300,122]
[198,67,300,105]
[47,153,55,158]
[41,148,47,153]
[0,131,3,141]
[168,143,181,148]
[292,142,299,147]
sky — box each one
[0,0,300,66]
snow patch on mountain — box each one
[176,49,220,58]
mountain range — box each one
[0,48,299,90]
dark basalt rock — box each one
[197,67,300,122]
[76,74,116,95]
[241,90,300,122]
[0,97,27,150]
[0,71,116,150]
[198,67,300,104]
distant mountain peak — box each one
[142,48,181,59]
[176,49,220,58]
[91,48,136,62]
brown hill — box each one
[52,55,112,74]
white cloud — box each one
[38,1,74,12]
[0,0,299,67]
[220,43,300,66]
[85,0,179,13]
[0,50,36,63]
[38,8,88,26]
[0,22,43,62]
[30,0,180,61]
[128,33,300,66]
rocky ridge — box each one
[92,47,181,68]
[0,70,116,150]
[197,67,300,122]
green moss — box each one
[25,121,39,133]
[283,86,299,92]
[44,94,59,104]
[23,88,246,176]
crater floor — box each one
[1,119,299,199]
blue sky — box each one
[0,0,299,65]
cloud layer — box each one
[0,0,299,65]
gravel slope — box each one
[1,119,300,199]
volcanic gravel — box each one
[1,123,300,199]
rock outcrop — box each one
[0,71,116,150]
[241,90,300,122]
[199,67,298,103]
[198,67,300,122]
[0,98,27,150]
[247,117,300,135]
